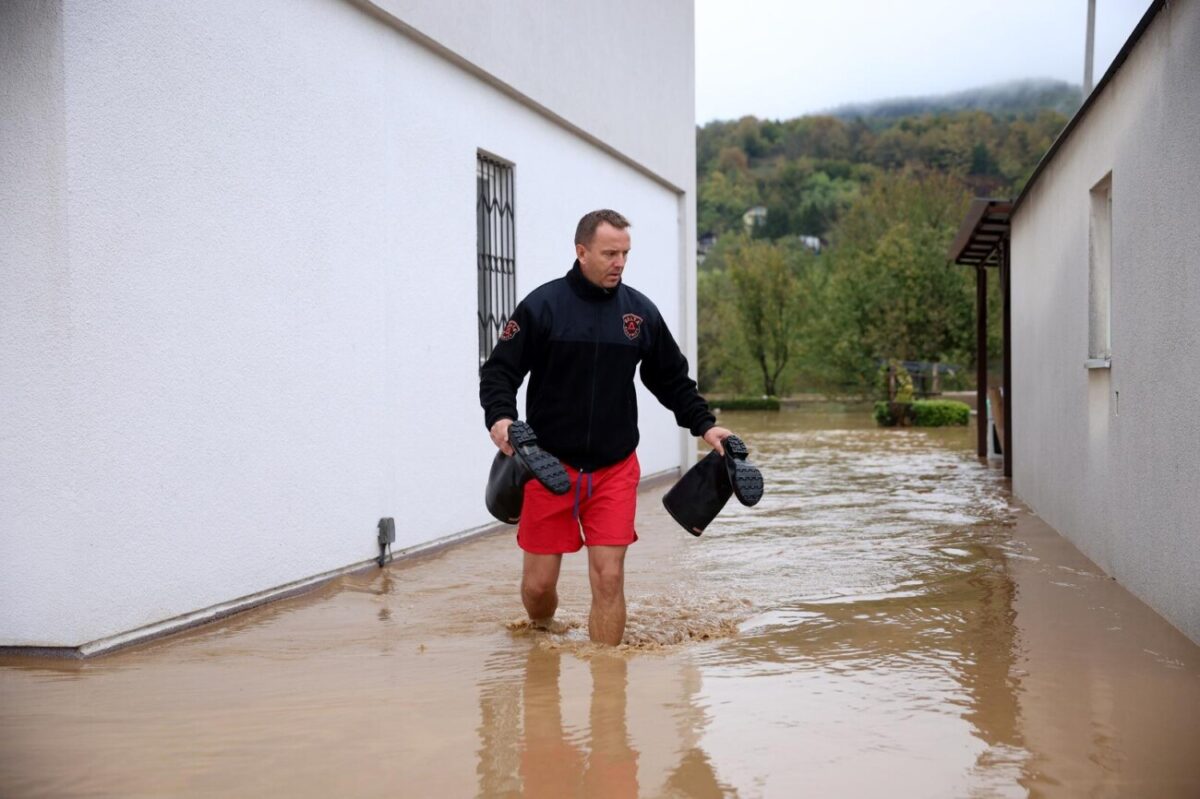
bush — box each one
[874,400,913,426]
[910,399,970,427]
[875,399,969,427]
[712,396,782,411]
[875,359,914,402]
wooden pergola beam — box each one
[949,198,1014,471]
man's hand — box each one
[702,426,734,456]
[490,418,515,456]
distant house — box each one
[796,235,823,255]
[1,1,698,654]
[697,231,718,264]
[742,205,768,231]
[950,0,1200,644]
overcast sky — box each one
[696,0,1153,123]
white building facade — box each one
[1,0,697,652]
[1010,0,1200,643]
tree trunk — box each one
[758,354,773,397]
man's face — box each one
[576,223,631,289]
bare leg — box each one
[522,552,562,624]
[587,546,627,645]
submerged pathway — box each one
[3,407,1199,797]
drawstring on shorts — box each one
[571,469,594,520]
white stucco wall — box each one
[1011,0,1200,643]
[359,0,696,193]
[0,0,695,648]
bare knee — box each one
[589,561,624,602]
[521,553,561,618]
[522,575,557,607]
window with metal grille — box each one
[477,153,516,366]
[1087,172,1112,368]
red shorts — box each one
[517,451,640,554]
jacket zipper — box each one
[584,302,601,456]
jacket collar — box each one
[567,260,619,302]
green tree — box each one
[697,265,754,394]
[727,238,806,396]
[969,142,999,176]
[817,172,974,388]
[698,169,759,236]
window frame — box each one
[476,151,517,367]
[1086,172,1113,369]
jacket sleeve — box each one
[639,312,716,437]
[479,301,536,430]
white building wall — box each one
[1011,0,1200,643]
[0,0,694,648]
[360,0,696,192]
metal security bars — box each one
[477,153,516,366]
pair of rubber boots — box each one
[485,421,571,524]
[485,421,763,535]
[662,435,763,536]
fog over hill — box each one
[825,78,1081,123]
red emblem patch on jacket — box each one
[499,320,520,341]
[622,313,644,341]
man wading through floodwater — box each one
[480,209,741,645]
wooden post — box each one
[1002,239,1013,478]
[976,264,988,458]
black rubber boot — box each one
[722,435,763,506]
[507,421,571,495]
[485,450,528,524]
[662,450,733,536]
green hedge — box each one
[875,399,969,427]
[912,399,970,426]
[712,396,781,411]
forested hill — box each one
[825,79,1081,124]
[696,81,1074,241]
[695,81,1074,397]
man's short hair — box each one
[575,209,631,246]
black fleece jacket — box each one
[480,261,715,472]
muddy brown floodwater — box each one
[3,406,1199,798]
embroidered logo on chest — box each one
[499,320,520,341]
[622,313,644,341]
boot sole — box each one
[508,421,571,495]
[723,435,763,506]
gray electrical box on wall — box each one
[377,518,396,567]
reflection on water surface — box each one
[2,406,1198,797]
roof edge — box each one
[1011,0,1166,218]
[343,0,685,195]
[949,198,1013,266]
